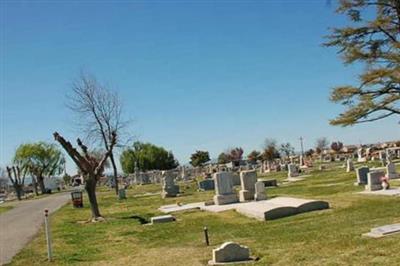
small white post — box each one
[44,209,52,261]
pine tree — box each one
[325,0,400,126]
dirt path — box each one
[0,192,70,265]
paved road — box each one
[0,193,70,265]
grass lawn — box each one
[0,205,13,214]
[9,163,400,265]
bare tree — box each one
[68,73,126,195]
[6,166,26,201]
[54,132,116,220]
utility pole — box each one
[299,137,305,157]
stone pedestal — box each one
[239,170,257,202]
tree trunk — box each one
[37,175,46,194]
[31,176,39,196]
[14,185,22,200]
[109,152,119,195]
[85,177,102,219]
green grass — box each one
[9,164,400,266]
[0,205,13,214]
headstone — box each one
[118,188,126,199]
[209,242,251,265]
[259,179,277,187]
[357,148,366,162]
[365,171,384,191]
[299,155,305,166]
[229,172,241,186]
[254,181,267,201]
[213,172,238,205]
[386,162,398,179]
[198,179,215,191]
[151,215,175,224]
[346,159,354,172]
[161,171,180,198]
[288,164,299,178]
[363,223,400,238]
[356,167,369,185]
[239,170,257,202]
[181,166,188,181]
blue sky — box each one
[1,1,399,173]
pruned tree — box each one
[6,165,27,200]
[54,132,116,220]
[331,141,344,154]
[325,0,400,126]
[190,150,210,167]
[14,142,65,195]
[279,142,295,159]
[228,147,244,162]
[315,137,330,160]
[68,73,127,195]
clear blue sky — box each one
[1,1,399,174]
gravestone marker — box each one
[355,167,369,185]
[288,164,299,178]
[239,170,257,202]
[386,162,398,179]
[198,179,215,191]
[346,159,354,172]
[365,171,384,191]
[254,181,267,201]
[209,242,251,265]
[213,172,238,205]
[161,171,180,198]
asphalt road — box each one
[0,192,70,265]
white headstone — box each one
[254,181,267,201]
[288,164,299,178]
[386,162,398,179]
[213,172,238,205]
[365,171,384,191]
[209,242,251,265]
[346,159,354,172]
[239,170,257,202]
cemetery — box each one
[7,157,400,265]
[2,1,400,265]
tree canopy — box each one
[190,150,210,167]
[325,0,400,125]
[14,142,65,194]
[120,142,179,173]
[262,138,280,161]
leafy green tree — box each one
[190,150,210,167]
[325,0,400,126]
[14,142,65,195]
[247,150,261,164]
[120,142,179,173]
[217,152,230,164]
